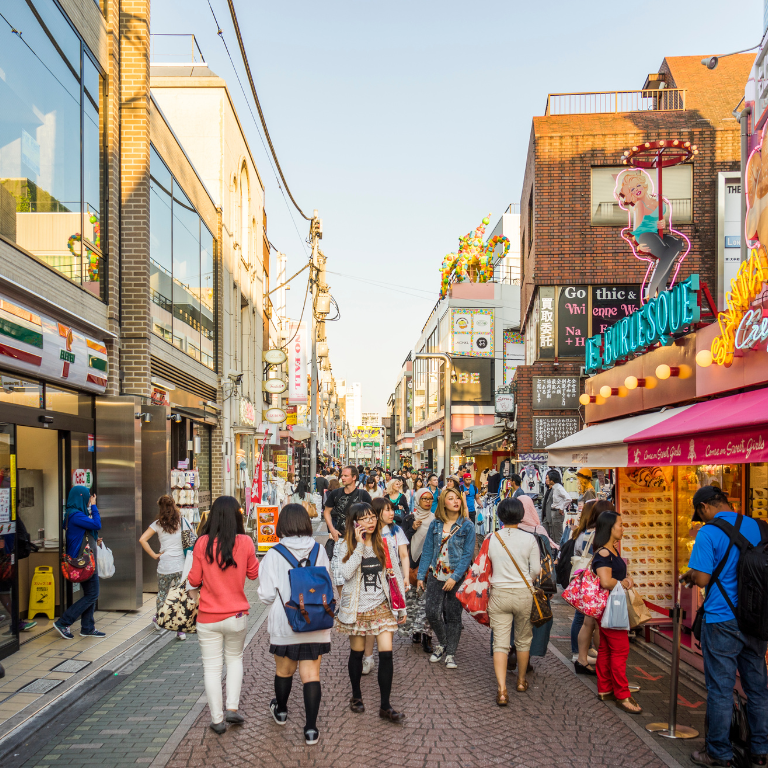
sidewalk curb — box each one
[0,626,171,761]
[547,642,687,768]
[149,607,271,768]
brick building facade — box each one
[513,54,752,455]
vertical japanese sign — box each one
[287,321,307,404]
[557,286,589,358]
[538,287,555,359]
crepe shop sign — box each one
[585,276,700,374]
[629,431,768,466]
[710,248,768,366]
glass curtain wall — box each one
[0,0,105,298]
[149,146,216,369]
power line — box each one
[205,0,309,258]
[224,0,310,221]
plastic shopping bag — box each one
[96,542,115,579]
[601,583,629,630]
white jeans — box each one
[196,614,248,723]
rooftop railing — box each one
[545,89,686,116]
[150,34,206,65]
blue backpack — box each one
[273,542,335,633]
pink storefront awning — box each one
[625,388,768,467]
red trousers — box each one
[596,626,630,700]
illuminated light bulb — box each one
[691,145,697,151]
[579,393,591,406]
[696,349,713,368]
[632,146,638,152]
[658,140,665,146]
[678,364,693,379]
[595,395,606,405]
[645,142,651,147]
[645,376,658,390]
[600,385,613,398]
[625,376,639,390]
[617,386,629,397]
[673,139,679,145]
[622,159,627,164]
[684,141,691,147]
[623,150,630,156]
[656,364,671,380]
[693,150,699,155]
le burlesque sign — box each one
[585,276,700,374]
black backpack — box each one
[555,536,577,590]
[16,515,39,560]
[707,515,768,641]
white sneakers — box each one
[444,655,457,669]
[429,645,445,663]
[361,655,375,675]
[176,631,186,641]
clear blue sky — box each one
[151,0,759,416]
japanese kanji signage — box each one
[532,377,579,410]
[532,416,580,450]
[538,287,555,359]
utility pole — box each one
[309,210,322,490]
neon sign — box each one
[710,248,768,366]
[585,275,700,374]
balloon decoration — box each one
[439,214,510,298]
[68,214,101,282]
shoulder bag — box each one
[456,534,493,625]
[562,552,609,619]
[494,531,552,627]
[383,538,406,611]
[570,530,597,581]
[156,584,199,633]
[61,529,96,583]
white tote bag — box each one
[96,541,115,578]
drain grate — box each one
[17,678,64,694]
[52,659,91,673]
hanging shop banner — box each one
[591,285,642,336]
[538,287,555,359]
[532,416,580,450]
[450,308,494,358]
[585,275,701,374]
[0,294,108,393]
[532,377,579,410]
[240,398,256,427]
[287,321,307,404]
[263,349,287,365]
[253,504,280,552]
[557,287,589,358]
[495,392,515,413]
[263,377,287,394]
[286,406,297,426]
[265,407,287,424]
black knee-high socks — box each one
[274,675,292,713]
[378,651,393,711]
[348,648,364,699]
[303,681,321,730]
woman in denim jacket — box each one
[416,488,475,670]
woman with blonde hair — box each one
[416,487,475,669]
[385,477,410,524]
[139,495,191,640]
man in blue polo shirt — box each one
[681,485,768,768]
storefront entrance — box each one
[0,387,95,661]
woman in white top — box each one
[364,475,383,499]
[139,495,189,640]
[257,504,331,746]
[487,497,541,701]
[335,501,407,723]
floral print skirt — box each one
[398,585,430,638]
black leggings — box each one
[424,574,464,655]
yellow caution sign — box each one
[29,565,55,620]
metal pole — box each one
[413,353,452,479]
[646,593,699,739]
[741,105,752,264]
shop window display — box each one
[748,463,768,522]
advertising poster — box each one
[590,285,641,336]
[557,287,589,358]
[450,308,494,357]
[287,321,307,404]
[254,504,280,552]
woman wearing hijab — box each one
[400,487,435,654]
[54,486,104,640]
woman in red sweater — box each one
[188,496,259,734]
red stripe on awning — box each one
[0,343,42,367]
[626,389,768,466]
[87,373,107,387]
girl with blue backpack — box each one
[335,502,407,723]
[257,504,333,746]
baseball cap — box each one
[691,485,726,522]
[463,472,472,480]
